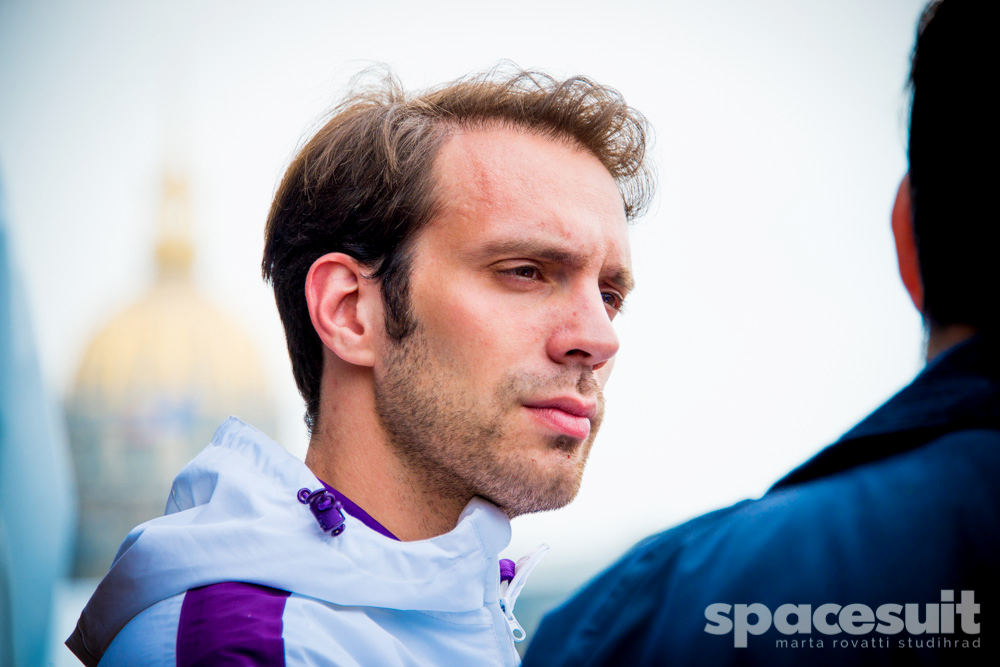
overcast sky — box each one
[1,0,928,587]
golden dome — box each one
[71,173,269,412]
[71,278,269,413]
[67,171,275,577]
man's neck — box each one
[925,323,978,363]
[304,390,473,541]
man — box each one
[66,68,653,666]
[525,1,998,664]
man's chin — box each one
[505,487,582,518]
[484,461,586,518]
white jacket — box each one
[67,417,539,666]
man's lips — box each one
[522,397,597,440]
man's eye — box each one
[602,292,625,311]
[502,266,542,280]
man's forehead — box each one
[424,126,632,279]
[433,127,621,205]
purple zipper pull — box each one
[499,558,516,585]
[297,488,346,536]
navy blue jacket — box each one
[524,336,1000,665]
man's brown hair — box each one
[262,65,654,429]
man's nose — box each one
[545,287,620,371]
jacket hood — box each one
[67,417,513,664]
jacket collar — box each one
[771,334,1000,491]
[69,417,513,665]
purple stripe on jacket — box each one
[320,479,400,541]
[177,582,290,666]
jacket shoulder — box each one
[99,583,293,667]
[526,428,1000,666]
[524,501,750,666]
[98,594,183,667]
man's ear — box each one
[891,173,924,313]
[305,253,380,367]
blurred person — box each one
[66,67,653,666]
[524,1,998,665]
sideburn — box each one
[376,252,417,342]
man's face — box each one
[374,127,632,517]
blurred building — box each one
[66,173,275,578]
[1,182,75,667]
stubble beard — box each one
[373,325,604,518]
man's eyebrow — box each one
[473,238,635,294]
[475,239,582,264]
[608,267,635,295]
